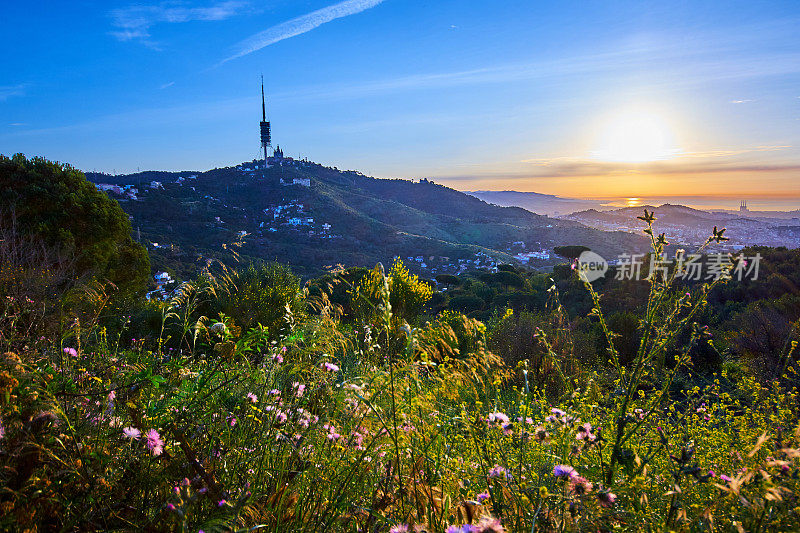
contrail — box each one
[220,0,386,65]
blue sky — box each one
[1,0,799,197]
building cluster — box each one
[258,202,336,239]
[399,251,498,275]
[146,271,175,301]
[95,183,139,200]
[505,240,552,263]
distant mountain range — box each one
[564,203,800,249]
[467,190,603,217]
[85,161,647,280]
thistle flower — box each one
[488,465,511,479]
[487,412,510,425]
[145,428,164,456]
[321,362,339,372]
[553,464,578,479]
[476,517,505,532]
[576,422,596,442]
[570,476,593,495]
[123,426,141,440]
[597,490,617,507]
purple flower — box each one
[476,491,490,503]
[123,426,141,440]
[488,465,511,480]
[218,499,227,507]
[272,353,283,364]
[720,474,732,482]
[63,347,78,358]
[389,525,409,533]
[553,464,578,480]
[321,362,339,372]
[145,428,164,456]
[0,418,5,440]
[166,503,176,511]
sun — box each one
[592,106,680,163]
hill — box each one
[467,190,603,216]
[566,203,800,249]
[86,159,648,281]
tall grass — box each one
[1,215,799,532]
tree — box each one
[0,154,150,296]
[553,245,590,260]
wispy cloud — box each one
[730,99,754,104]
[109,1,247,45]
[160,81,176,89]
[221,0,386,64]
[0,84,27,102]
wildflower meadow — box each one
[1,214,799,532]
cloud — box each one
[0,84,27,102]
[109,1,247,44]
[730,99,753,104]
[160,81,176,89]
[221,0,386,64]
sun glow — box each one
[592,106,680,163]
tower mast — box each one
[259,75,272,165]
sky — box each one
[2,0,799,199]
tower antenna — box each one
[259,74,272,166]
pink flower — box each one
[476,517,505,532]
[123,426,141,440]
[597,490,617,508]
[570,476,593,495]
[272,353,283,364]
[145,428,164,456]
[389,525,409,533]
[246,392,258,403]
[63,347,78,358]
[321,362,339,372]
[218,499,227,507]
[292,382,306,397]
[487,412,510,425]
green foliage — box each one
[351,259,433,325]
[0,154,149,296]
[218,261,303,335]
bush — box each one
[219,262,303,335]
